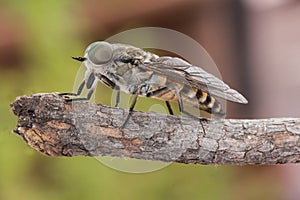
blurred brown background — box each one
[1,0,300,200]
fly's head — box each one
[75,41,114,73]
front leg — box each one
[59,56,88,97]
[59,80,85,97]
[94,73,120,107]
[62,72,97,102]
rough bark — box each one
[10,93,300,165]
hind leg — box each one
[175,89,208,122]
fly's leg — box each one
[177,95,208,137]
[120,86,141,129]
[94,73,120,107]
[114,86,120,107]
[145,86,168,97]
[146,86,174,115]
[86,73,95,89]
[64,73,96,102]
[59,56,87,96]
[175,89,207,122]
[59,80,85,96]
[165,101,174,115]
[175,92,209,136]
[67,89,95,102]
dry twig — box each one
[11,93,300,165]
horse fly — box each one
[60,41,248,128]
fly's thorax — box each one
[112,64,155,94]
[111,43,159,64]
[147,73,167,86]
[111,43,144,61]
[143,52,159,63]
[141,73,168,96]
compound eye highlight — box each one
[87,42,113,65]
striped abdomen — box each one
[149,83,225,116]
[178,84,225,116]
[194,89,225,116]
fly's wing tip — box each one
[224,88,248,104]
[235,93,248,104]
[240,96,248,104]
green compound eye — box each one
[87,42,113,65]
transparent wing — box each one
[140,56,248,104]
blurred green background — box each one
[1,0,300,200]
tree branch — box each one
[11,93,300,165]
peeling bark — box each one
[10,93,300,165]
